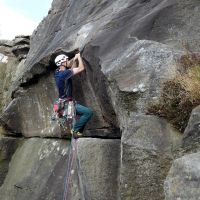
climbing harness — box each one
[51,98,76,133]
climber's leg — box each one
[73,103,93,133]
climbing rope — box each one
[62,138,77,200]
[62,101,77,200]
[62,115,91,200]
[60,101,90,200]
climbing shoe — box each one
[71,130,83,139]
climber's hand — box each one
[74,52,81,60]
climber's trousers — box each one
[73,103,93,132]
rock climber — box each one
[54,51,93,138]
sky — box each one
[0,0,52,40]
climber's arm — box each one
[72,53,85,75]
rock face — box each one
[120,114,181,200]
[0,73,58,137]
[0,36,30,60]
[0,0,189,137]
[181,105,200,154]
[77,138,120,200]
[0,138,120,200]
[164,106,200,200]
[164,152,200,200]
[0,36,30,115]
[11,36,30,61]
[0,138,77,200]
[0,137,21,187]
[0,0,200,200]
[0,40,14,58]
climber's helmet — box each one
[55,54,69,66]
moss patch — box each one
[148,53,200,132]
[0,127,7,137]
[118,91,141,112]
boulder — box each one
[83,40,181,117]
[182,105,200,153]
[0,46,14,57]
[120,114,182,200]
[13,37,30,46]
[0,73,58,137]
[77,138,120,200]
[11,36,30,61]
[0,55,20,113]
[0,40,13,47]
[11,44,30,61]
[0,37,30,114]
[164,152,200,200]
[0,36,30,60]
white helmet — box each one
[54,54,69,66]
